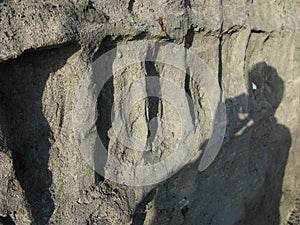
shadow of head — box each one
[248,62,284,120]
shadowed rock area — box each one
[0,0,299,225]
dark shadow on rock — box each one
[128,0,135,13]
[95,35,117,183]
[218,22,223,93]
[184,27,197,125]
[0,43,80,225]
[184,0,191,8]
[0,215,15,225]
[131,188,157,225]
[145,43,161,151]
[146,62,291,225]
[233,62,291,225]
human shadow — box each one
[232,62,291,224]
[144,62,291,225]
[0,43,79,225]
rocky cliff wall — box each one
[0,0,299,225]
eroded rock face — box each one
[0,109,32,224]
[0,151,11,217]
[0,1,299,225]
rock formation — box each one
[0,0,299,224]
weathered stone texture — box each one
[0,0,299,224]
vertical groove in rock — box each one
[243,31,252,85]
[218,0,224,98]
[218,22,223,96]
[128,0,135,13]
[95,36,117,183]
[145,44,161,150]
[0,1,299,225]
[184,27,197,124]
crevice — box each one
[57,101,65,130]
[218,21,224,97]
[263,33,271,44]
[184,27,195,49]
[218,0,223,100]
[145,43,161,150]
[128,0,135,13]
[130,32,148,41]
[87,0,95,10]
[184,0,191,9]
[95,35,118,183]
[243,31,252,81]
[184,27,197,124]
[0,215,15,225]
[250,29,267,34]
[223,25,244,35]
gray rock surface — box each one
[0,0,299,225]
